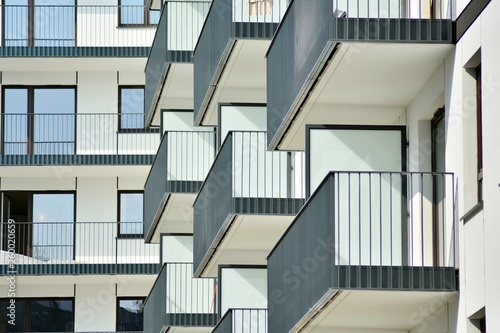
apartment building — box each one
[0,1,162,332]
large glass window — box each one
[119,0,160,26]
[1,192,75,261]
[118,191,143,237]
[2,87,76,155]
[0,298,74,332]
[3,0,76,47]
[116,298,145,331]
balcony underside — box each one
[0,263,159,275]
[275,42,453,150]
[197,209,301,277]
[195,39,270,126]
[0,46,149,57]
[147,62,195,126]
[0,154,155,166]
[298,289,458,333]
[146,191,199,243]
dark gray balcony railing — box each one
[0,113,160,165]
[145,1,211,119]
[193,131,305,275]
[213,308,268,333]
[268,171,456,333]
[144,263,218,333]
[0,222,159,275]
[144,130,216,239]
[266,0,453,148]
[193,0,287,125]
[0,4,158,56]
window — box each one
[119,86,145,130]
[0,298,74,332]
[118,191,143,238]
[1,192,75,261]
[116,297,145,331]
[2,87,76,155]
[119,0,160,26]
[3,0,76,47]
[475,64,483,202]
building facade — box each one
[1,0,498,332]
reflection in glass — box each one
[120,88,145,129]
[117,299,144,331]
[4,0,75,47]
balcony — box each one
[266,0,454,150]
[213,309,267,333]
[268,171,457,333]
[193,0,287,126]
[0,113,160,165]
[144,130,216,241]
[145,1,211,125]
[193,131,304,277]
[0,3,158,57]
[144,263,218,333]
[0,222,159,275]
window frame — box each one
[118,0,159,27]
[117,85,159,134]
[1,85,77,155]
[0,297,75,332]
[116,297,146,332]
[2,0,77,47]
[117,190,144,239]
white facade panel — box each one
[161,234,193,264]
[219,267,267,316]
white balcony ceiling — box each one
[201,39,269,126]
[279,42,454,150]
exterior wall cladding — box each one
[0,0,499,333]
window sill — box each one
[116,24,158,29]
[118,128,160,134]
[461,201,483,224]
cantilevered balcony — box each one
[144,263,218,333]
[0,3,158,57]
[213,309,267,333]
[0,113,159,165]
[0,222,159,275]
[193,0,288,126]
[266,0,454,150]
[193,131,304,277]
[268,171,457,333]
[144,130,216,241]
[145,1,211,125]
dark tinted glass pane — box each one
[0,299,26,332]
[120,88,145,129]
[117,299,144,331]
[30,300,74,332]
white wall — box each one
[219,267,267,316]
